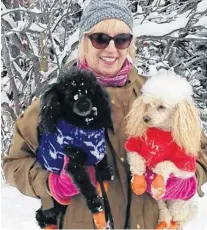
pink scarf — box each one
[78,59,132,87]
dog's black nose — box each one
[79,101,90,110]
[143,116,151,123]
[76,97,92,112]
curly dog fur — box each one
[39,67,113,132]
[36,67,113,228]
[126,71,202,229]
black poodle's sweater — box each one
[37,119,106,174]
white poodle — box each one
[125,71,202,229]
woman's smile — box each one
[100,56,118,65]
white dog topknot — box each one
[142,71,193,107]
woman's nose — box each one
[105,40,117,51]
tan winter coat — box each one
[3,68,207,229]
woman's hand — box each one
[48,155,96,205]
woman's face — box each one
[84,31,129,77]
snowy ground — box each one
[1,179,207,230]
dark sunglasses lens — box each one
[114,34,133,49]
[89,33,110,49]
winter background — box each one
[1,0,207,229]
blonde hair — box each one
[78,19,136,62]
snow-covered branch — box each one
[1,7,43,17]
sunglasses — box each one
[87,33,133,50]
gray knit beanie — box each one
[79,0,133,39]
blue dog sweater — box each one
[36,120,106,174]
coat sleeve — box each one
[2,100,50,201]
[196,132,207,197]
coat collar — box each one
[105,67,144,133]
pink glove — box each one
[48,156,97,205]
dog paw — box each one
[87,196,104,213]
[93,211,107,229]
[151,174,165,200]
[169,221,180,229]
[44,224,57,229]
[131,174,147,195]
[36,208,58,229]
[156,220,180,230]
[156,221,169,229]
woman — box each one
[3,0,207,229]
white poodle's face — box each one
[143,99,175,130]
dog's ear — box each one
[95,84,113,131]
[171,100,201,156]
[125,96,147,137]
[39,84,61,133]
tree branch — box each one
[1,8,43,17]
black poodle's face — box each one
[55,68,112,129]
[59,71,97,117]
[40,67,113,132]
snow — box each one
[1,180,40,230]
[71,81,77,86]
[92,107,98,116]
[134,12,190,37]
[1,7,42,17]
[186,34,207,40]
[16,21,27,31]
[65,49,78,64]
[1,91,10,104]
[29,23,46,33]
[29,7,42,14]
[2,14,17,29]
[197,0,207,13]
[194,16,207,28]
[1,179,207,229]
[74,94,79,100]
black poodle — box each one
[36,67,114,229]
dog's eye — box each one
[158,105,166,110]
